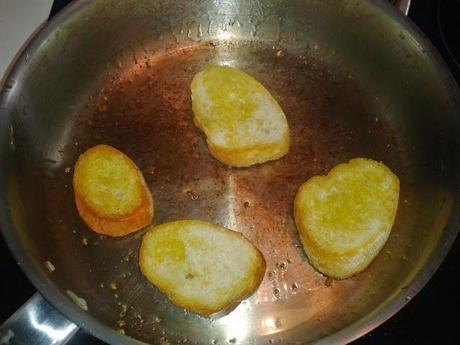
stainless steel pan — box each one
[1,1,459,344]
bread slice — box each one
[139,220,266,316]
[294,158,400,279]
[190,65,290,167]
[73,144,153,237]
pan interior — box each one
[1,1,457,344]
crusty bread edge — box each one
[294,205,392,279]
[192,116,290,167]
[207,132,290,168]
[73,145,154,237]
[139,220,266,316]
[293,158,400,279]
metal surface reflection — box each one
[0,0,459,344]
[217,304,250,343]
[0,293,78,345]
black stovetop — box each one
[1,1,459,344]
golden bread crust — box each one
[191,65,290,167]
[73,144,153,237]
[294,158,399,278]
[139,220,265,316]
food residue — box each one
[66,290,88,311]
[45,260,55,273]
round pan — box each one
[1,0,459,344]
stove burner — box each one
[437,0,460,71]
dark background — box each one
[1,0,459,344]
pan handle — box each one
[0,293,78,345]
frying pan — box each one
[0,0,459,344]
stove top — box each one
[1,1,459,344]
[411,0,460,82]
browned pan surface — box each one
[41,42,422,343]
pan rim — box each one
[0,0,459,344]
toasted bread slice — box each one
[139,220,266,316]
[294,158,400,279]
[73,144,153,237]
[190,65,290,167]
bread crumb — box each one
[45,261,55,272]
[160,338,171,345]
[119,304,128,318]
[66,290,88,311]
